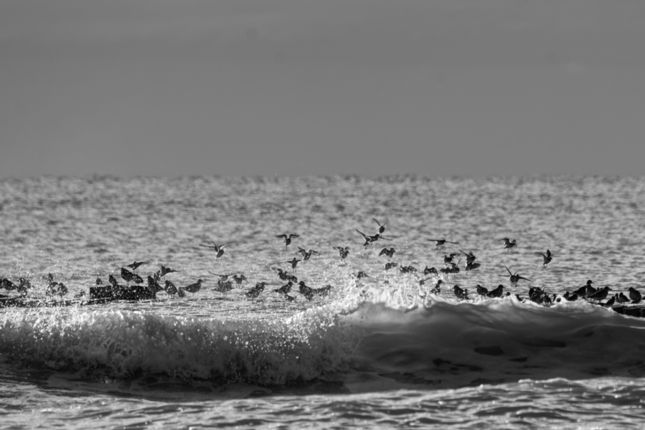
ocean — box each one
[1,175,644,429]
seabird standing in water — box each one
[245,282,266,298]
[183,279,202,293]
[628,287,642,304]
[487,285,505,298]
[453,285,469,300]
[164,280,178,295]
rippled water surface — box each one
[1,176,644,428]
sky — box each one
[1,0,645,178]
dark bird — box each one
[232,273,248,285]
[274,281,294,295]
[615,292,631,304]
[528,287,552,305]
[430,279,443,294]
[400,265,418,274]
[476,284,489,296]
[461,250,477,266]
[0,278,16,291]
[453,285,469,300]
[573,280,596,298]
[108,275,119,288]
[274,268,297,283]
[429,238,459,247]
[287,257,301,270]
[384,262,398,271]
[535,249,553,266]
[501,238,517,249]
[373,218,386,234]
[298,281,332,300]
[334,246,350,259]
[276,233,299,247]
[563,291,579,301]
[444,253,459,264]
[504,266,531,285]
[147,275,163,293]
[245,282,266,298]
[202,242,227,258]
[183,279,202,293]
[440,263,460,274]
[629,287,642,304]
[587,286,611,302]
[298,281,314,300]
[423,266,438,275]
[214,275,233,292]
[355,271,369,279]
[95,277,103,285]
[121,267,135,282]
[356,229,381,246]
[379,247,396,258]
[160,265,177,277]
[465,261,481,271]
[164,280,178,295]
[16,278,31,296]
[131,273,144,284]
[487,284,505,298]
[46,273,68,297]
[297,247,318,261]
[127,260,149,270]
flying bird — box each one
[202,242,227,258]
[276,233,299,247]
[535,249,552,266]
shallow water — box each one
[1,176,644,428]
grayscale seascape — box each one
[3,0,645,428]
[1,176,644,428]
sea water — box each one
[0,175,644,429]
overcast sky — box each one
[1,0,644,177]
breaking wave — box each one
[1,296,644,395]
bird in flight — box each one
[535,249,552,266]
[276,233,299,247]
[373,218,386,234]
[334,246,350,259]
[202,242,227,258]
[298,247,318,261]
[504,266,530,285]
[501,238,517,249]
[127,260,149,270]
[429,238,459,247]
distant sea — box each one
[1,175,644,429]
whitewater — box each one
[1,175,644,428]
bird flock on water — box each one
[0,217,643,312]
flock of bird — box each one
[0,217,643,313]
